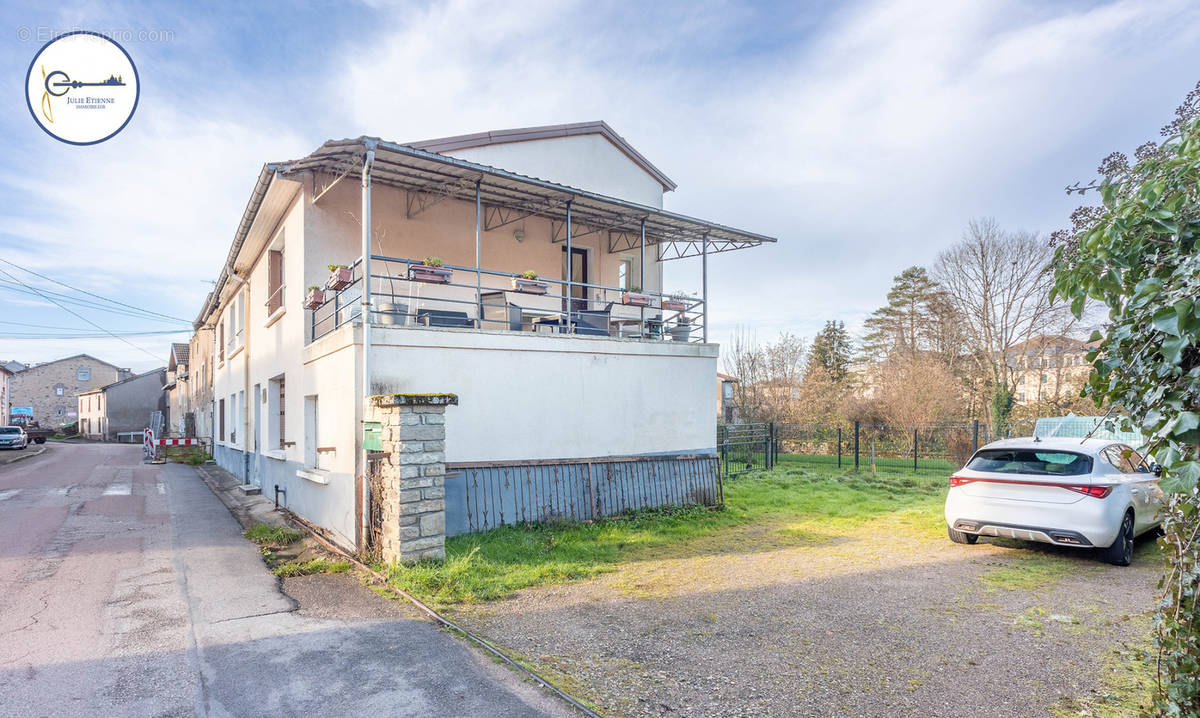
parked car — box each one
[944,437,1162,565]
[0,426,29,450]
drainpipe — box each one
[228,272,250,483]
[701,233,708,344]
[360,140,377,552]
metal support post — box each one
[913,427,918,472]
[359,140,377,552]
[565,200,573,328]
[474,179,482,325]
[854,420,860,471]
[701,233,709,343]
[972,419,980,453]
[639,218,646,338]
[838,426,842,468]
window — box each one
[722,383,734,400]
[55,406,64,417]
[54,384,65,396]
[967,449,1092,476]
[219,322,225,362]
[304,395,318,467]
[618,257,633,290]
[219,398,226,440]
[268,375,286,450]
[267,249,284,315]
[77,367,90,381]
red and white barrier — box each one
[156,438,199,446]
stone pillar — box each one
[367,393,457,563]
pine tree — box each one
[861,266,941,362]
[808,320,851,383]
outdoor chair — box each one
[479,291,522,332]
[572,303,613,336]
[416,309,474,328]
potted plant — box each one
[511,270,549,295]
[621,285,651,307]
[661,291,691,313]
[304,286,325,309]
[670,314,693,342]
[326,264,352,290]
[408,256,454,284]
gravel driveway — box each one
[449,512,1160,717]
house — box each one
[164,343,191,436]
[188,325,216,442]
[77,368,169,441]
[1004,335,1096,404]
[8,354,131,427]
[0,364,11,424]
[195,121,775,551]
[717,373,739,424]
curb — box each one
[0,446,47,466]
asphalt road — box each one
[0,443,571,718]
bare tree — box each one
[933,219,1067,393]
[722,329,806,424]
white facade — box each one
[203,126,748,549]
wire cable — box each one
[0,257,192,323]
[0,280,189,323]
[0,266,165,361]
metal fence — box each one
[719,421,993,479]
[716,423,776,477]
[443,454,723,535]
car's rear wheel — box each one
[1100,512,1134,566]
[948,525,978,544]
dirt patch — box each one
[283,572,425,620]
[449,519,1162,717]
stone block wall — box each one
[366,393,457,563]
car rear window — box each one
[0,427,20,435]
[967,449,1092,476]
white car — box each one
[944,437,1162,565]
[0,426,29,450]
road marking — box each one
[54,485,74,496]
[102,482,132,496]
[0,489,19,502]
[156,482,165,494]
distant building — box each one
[188,326,215,442]
[718,373,739,424]
[1004,335,1096,404]
[164,343,191,435]
[8,354,131,427]
[0,364,11,424]
[77,368,168,441]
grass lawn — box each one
[385,462,950,605]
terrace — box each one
[280,136,776,345]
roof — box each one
[717,372,739,382]
[197,129,777,325]
[407,121,677,192]
[168,343,190,371]
[1005,334,1095,355]
[82,367,167,394]
[19,353,123,373]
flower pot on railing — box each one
[325,266,353,290]
[670,319,693,342]
[622,291,651,307]
[304,287,325,309]
[408,265,454,284]
[661,299,688,313]
[511,277,550,295]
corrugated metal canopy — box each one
[279,137,776,261]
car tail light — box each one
[949,475,973,487]
[1063,484,1112,498]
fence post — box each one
[837,426,842,468]
[912,427,918,472]
[854,420,860,471]
[972,419,980,453]
[766,422,774,470]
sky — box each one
[1,0,1198,372]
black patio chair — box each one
[572,303,613,337]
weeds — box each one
[271,559,352,577]
[244,523,304,548]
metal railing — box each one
[308,254,705,344]
[717,422,775,477]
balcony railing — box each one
[308,255,706,345]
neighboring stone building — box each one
[76,368,168,441]
[188,325,215,441]
[165,343,191,436]
[8,354,130,427]
[717,373,738,424]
